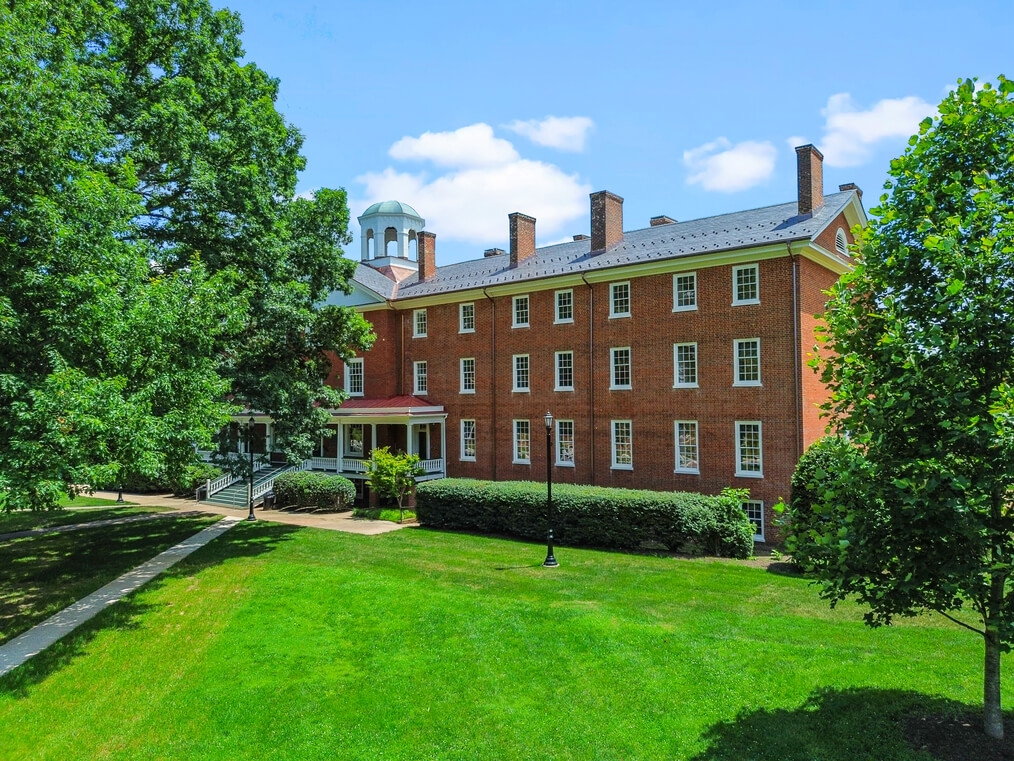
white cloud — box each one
[817,93,936,167]
[683,138,777,192]
[505,116,595,152]
[388,123,518,168]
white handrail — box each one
[341,458,369,473]
[420,458,444,473]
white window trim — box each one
[460,419,476,462]
[459,303,475,334]
[512,354,530,393]
[610,419,633,470]
[609,281,631,319]
[609,347,632,390]
[513,419,531,465]
[554,351,574,392]
[674,420,700,474]
[344,358,364,397]
[735,420,764,478]
[835,228,848,257]
[672,342,699,389]
[732,264,760,306]
[555,419,575,467]
[413,360,428,395]
[554,289,574,324]
[413,308,428,338]
[672,271,698,312]
[512,295,530,328]
[459,357,476,394]
[743,500,765,542]
[733,338,762,387]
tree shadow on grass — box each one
[689,687,1014,761]
[0,520,301,698]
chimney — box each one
[839,182,863,201]
[417,231,436,281]
[795,144,824,216]
[484,247,505,258]
[650,215,676,227]
[573,234,590,241]
[590,190,623,252]
[509,212,536,268]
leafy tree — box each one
[366,447,426,521]
[802,76,1014,739]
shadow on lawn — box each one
[0,520,300,698]
[689,686,1014,761]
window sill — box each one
[735,471,764,479]
[731,299,760,307]
[673,383,699,389]
[732,381,762,388]
[459,328,475,334]
[608,313,631,320]
[347,392,365,397]
[459,389,476,395]
[512,388,530,394]
[460,456,476,462]
[672,305,698,313]
[674,468,700,475]
[609,385,632,391]
[554,387,574,392]
[611,464,634,471]
[512,460,531,466]
[555,461,575,468]
[554,319,574,325]
[512,324,529,329]
[413,334,427,339]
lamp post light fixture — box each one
[246,415,257,522]
[543,411,558,568]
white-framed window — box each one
[459,302,475,333]
[835,228,848,257]
[555,289,574,324]
[609,281,631,318]
[674,420,699,474]
[735,421,763,478]
[413,308,428,337]
[460,419,476,461]
[732,264,759,305]
[414,361,428,395]
[347,424,364,457]
[742,500,765,541]
[610,347,631,390]
[556,419,575,466]
[460,357,476,394]
[611,420,633,470]
[513,354,530,392]
[513,419,531,464]
[344,358,364,397]
[512,295,530,328]
[733,338,761,386]
[555,351,574,391]
[673,272,697,312]
[673,343,698,388]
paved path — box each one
[0,516,240,678]
[0,511,206,542]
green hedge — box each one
[273,471,355,511]
[415,479,755,558]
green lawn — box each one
[0,506,165,536]
[58,494,136,508]
[0,524,1009,760]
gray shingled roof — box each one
[352,191,855,301]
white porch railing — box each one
[341,458,369,474]
[307,457,339,471]
[420,458,444,473]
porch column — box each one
[440,422,446,471]
[370,424,377,455]
[406,423,414,456]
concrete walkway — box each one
[0,516,240,678]
[0,511,207,542]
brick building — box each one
[305,145,863,541]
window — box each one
[742,500,765,541]
[513,420,531,464]
[673,272,697,311]
[673,343,698,388]
[735,421,763,478]
[555,289,574,323]
[460,357,475,394]
[835,228,848,256]
[513,295,530,328]
[460,419,476,461]
[347,424,364,457]
[674,420,699,474]
[413,309,428,337]
[610,347,631,390]
[732,264,759,305]
[513,354,530,392]
[344,358,364,397]
[556,420,575,466]
[610,281,631,318]
[611,420,633,469]
[459,303,475,333]
[555,351,574,391]
[734,338,761,386]
[414,361,428,395]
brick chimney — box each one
[590,190,623,252]
[509,213,536,269]
[650,215,676,227]
[839,182,863,201]
[795,144,824,217]
[417,231,436,281]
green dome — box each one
[360,200,422,219]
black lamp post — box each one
[246,415,257,522]
[543,411,558,568]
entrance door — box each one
[416,428,429,460]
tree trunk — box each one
[985,621,1004,739]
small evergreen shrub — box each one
[274,471,355,511]
[415,479,754,558]
[171,463,224,497]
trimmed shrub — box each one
[274,471,355,511]
[415,479,754,558]
[170,463,224,497]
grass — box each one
[57,494,135,508]
[353,506,416,522]
[0,506,166,535]
[0,525,1011,760]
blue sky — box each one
[225,0,1012,265]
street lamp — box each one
[543,411,558,568]
[246,415,257,522]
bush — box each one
[353,507,417,523]
[170,463,224,497]
[273,471,355,511]
[415,479,755,558]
